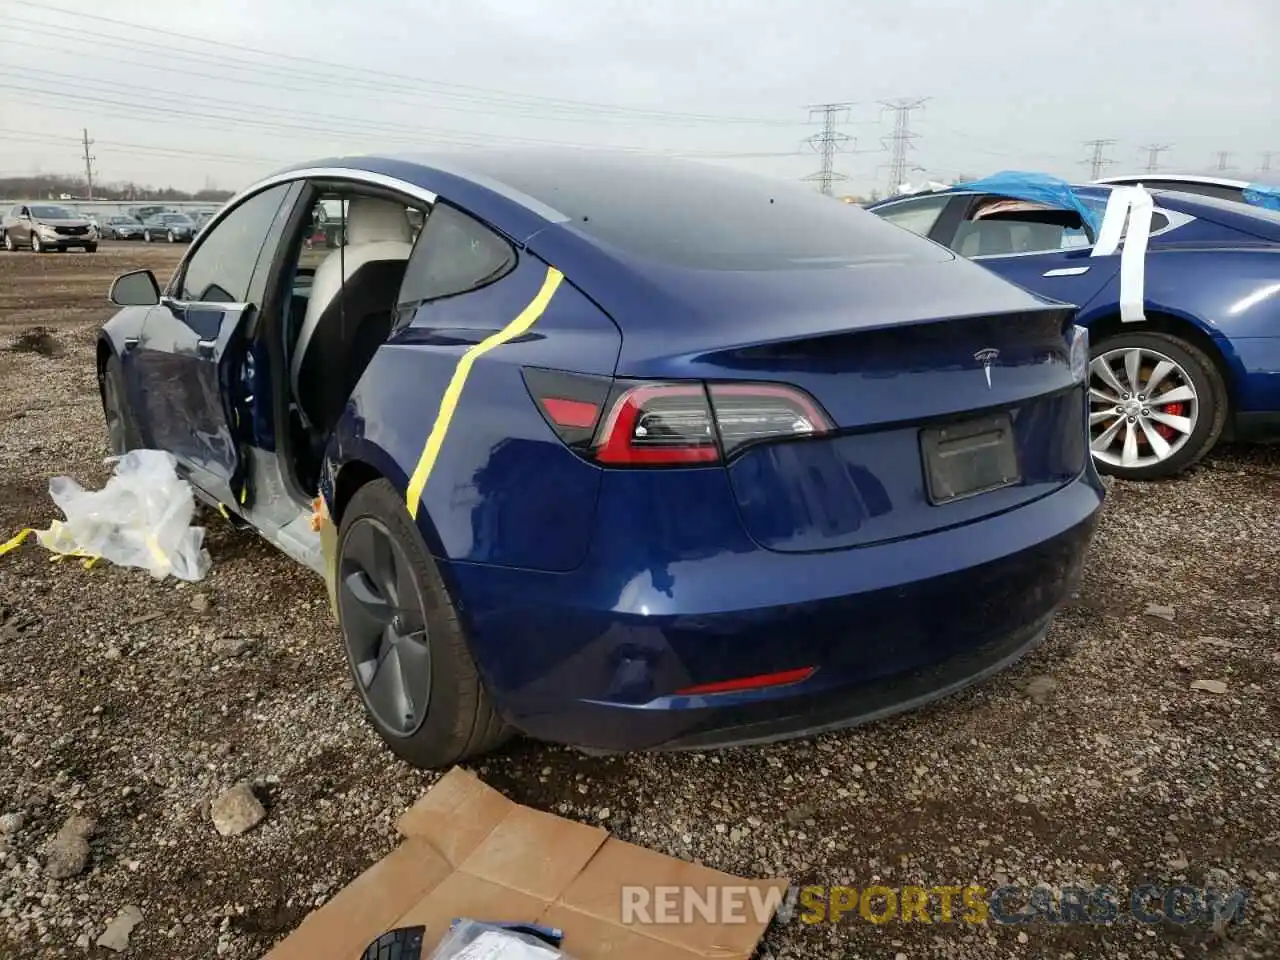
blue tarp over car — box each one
[957,170,1103,234]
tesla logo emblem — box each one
[974,348,1000,389]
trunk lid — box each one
[608,257,1086,552]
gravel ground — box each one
[0,246,1277,960]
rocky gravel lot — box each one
[0,246,1277,959]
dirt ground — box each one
[0,244,1276,960]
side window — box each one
[397,203,516,307]
[952,199,1094,258]
[875,195,950,237]
[179,184,291,303]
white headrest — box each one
[345,197,412,245]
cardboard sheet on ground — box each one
[263,767,788,960]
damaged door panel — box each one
[134,299,257,509]
[131,182,296,510]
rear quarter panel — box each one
[325,250,622,571]
[1076,247,1280,412]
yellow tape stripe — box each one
[406,266,564,518]
[0,528,34,557]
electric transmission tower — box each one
[1262,151,1275,173]
[1214,151,1234,171]
[81,128,96,201]
[880,97,929,193]
[1140,143,1172,173]
[802,102,855,196]
[1082,139,1117,180]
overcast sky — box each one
[0,0,1275,195]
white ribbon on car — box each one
[1090,184,1153,323]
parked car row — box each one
[0,203,223,250]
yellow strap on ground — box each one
[0,528,34,556]
[405,266,564,518]
[3,525,101,570]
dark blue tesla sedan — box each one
[96,149,1104,767]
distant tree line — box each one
[0,174,233,202]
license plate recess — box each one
[920,413,1020,505]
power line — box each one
[917,123,1076,164]
[4,22,803,133]
[1215,150,1234,171]
[880,97,929,193]
[0,3,805,127]
[0,129,290,166]
[801,102,854,196]
[0,74,797,158]
[1140,143,1172,174]
[1082,139,1117,180]
[80,128,95,200]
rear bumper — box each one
[447,470,1104,752]
[659,613,1052,751]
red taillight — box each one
[593,383,720,465]
[706,383,831,458]
[593,380,832,466]
[523,369,833,467]
[676,666,816,696]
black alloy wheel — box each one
[338,515,434,737]
[335,479,511,767]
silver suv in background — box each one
[1,203,99,253]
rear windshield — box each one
[453,151,950,271]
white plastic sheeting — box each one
[19,450,211,581]
[430,921,572,959]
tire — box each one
[30,233,44,253]
[101,353,142,455]
[1088,330,1228,481]
[336,479,512,768]
[0,232,10,252]
[85,243,98,253]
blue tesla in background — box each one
[869,182,1280,480]
[96,150,1102,767]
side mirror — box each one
[109,270,161,307]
